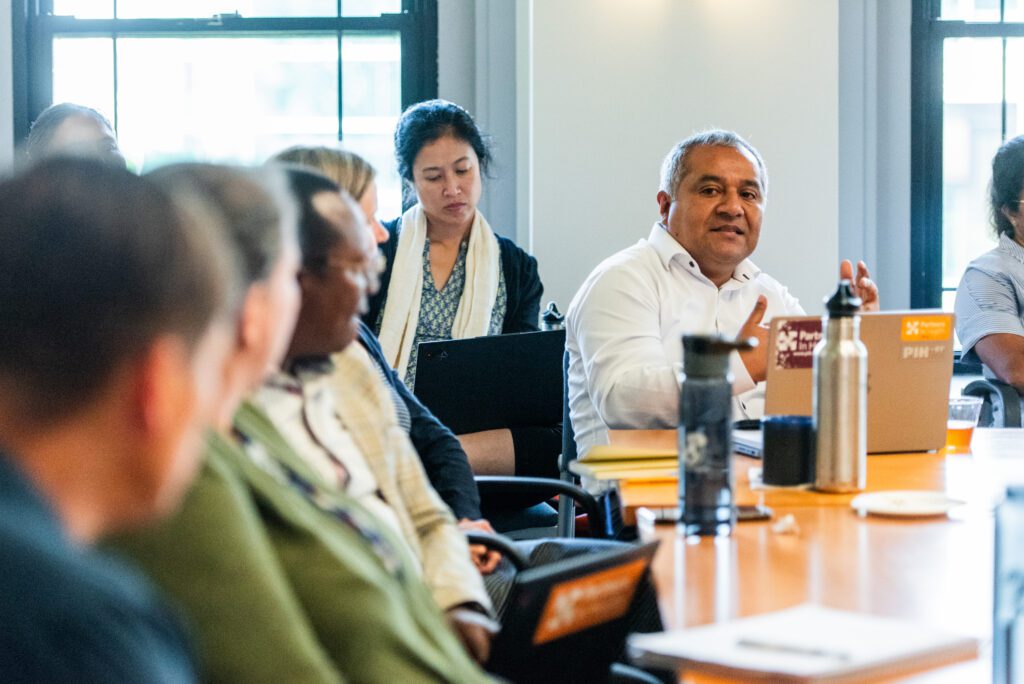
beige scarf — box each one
[377,203,500,379]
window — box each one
[12,0,438,220]
[911,0,1024,310]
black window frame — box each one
[10,0,438,149]
[911,0,1024,309]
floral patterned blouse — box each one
[379,238,507,389]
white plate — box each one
[849,490,965,518]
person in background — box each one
[955,135,1024,387]
[0,157,235,681]
[112,163,492,682]
[24,102,125,166]
[367,100,558,482]
[274,145,390,245]
[567,129,879,457]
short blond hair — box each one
[273,146,376,202]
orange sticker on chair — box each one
[532,558,647,645]
[901,315,951,342]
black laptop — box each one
[413,329,566,435]
[486,540,660,683]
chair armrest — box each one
[963,379,1024,428]
[475,475,609,539]
[463,530,529,570]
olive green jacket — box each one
[110,402,490,684]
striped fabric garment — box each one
[954,232,1024,365]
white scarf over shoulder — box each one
[377,203,500,379]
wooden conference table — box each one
[607,428,1024,682]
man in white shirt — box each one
[566,129,879,456]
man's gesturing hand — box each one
[737,295,769,383]
[840,259,880,312]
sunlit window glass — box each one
[51,37,115,122]
[114,1,336,19]
[52,1,113,19]
[54,1,402,19]
[342,33,401,220]
[36,1,427,219]
[343,0,402,17]
[941,0,1003,22]
[942,38,1003,305]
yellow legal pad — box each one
[570,444,679,481]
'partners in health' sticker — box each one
[901,315,951,342]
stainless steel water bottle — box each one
[679,334,755,536]
[813,281,867,493]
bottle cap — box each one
[824,280,861,318]
[541,301,564,329]
[682,334,756,377]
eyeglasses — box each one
[317,250,385,293]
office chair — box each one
[556,349,621,539]
[472,305,613,540]
[962,378,1024,428]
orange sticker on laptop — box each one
[901,315,951,342]
[532,558,647,645]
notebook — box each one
[763,311,954,454]
[487,540,659,683]
[628,604,979,683]
[412,329,565,435]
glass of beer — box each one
[947,396,983,453]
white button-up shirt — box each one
[566,223,804,456]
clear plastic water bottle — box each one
[679,334,755,536]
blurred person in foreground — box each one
[112,163,493,682]
[955,135,1024,387]
[0,157,235,680]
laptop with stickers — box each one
[760,310,954,454]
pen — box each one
[735,638,851,662]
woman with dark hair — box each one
[366,99,554,480]
[955,135,1024,386]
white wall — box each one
[0,0,14,172]
[526,0,841,314]
[838,0,912,310]
[438,0,476,113]
[437,0,520,240]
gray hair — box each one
[659,129,768,199]
[147,163,298,316]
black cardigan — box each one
[364,216,543,336]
